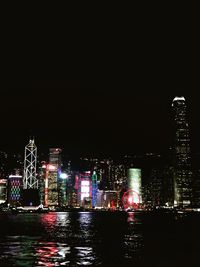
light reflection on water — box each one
[0,212,143,266]
[124,212,143,261]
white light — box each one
[9,175,22,179]
[81,181,90,186]
[128,196,133,204]
[81,192,89,200]
[173,96,185,102]
[60,173,68,179]
[81,186,90,193]
[0,179,7,183]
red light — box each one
[122,189,140,210]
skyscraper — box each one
[172,96,192,207]
[23,139,39,206]
[48,148,62,207]
[23,139,38,189]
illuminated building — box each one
[79,158,113,191]
[23,139,40,206]
[0,179,7,204]
[58,172,67,207]
[172,96,192,207]
[48,148,62,207]
[78,171,92,208]
[38,163,46,206]
[40,163,57,207]
[144,168,173,207]
[127,168,142,204]
[102,190,118,209]
[65,161,73,207]
[23,139,38,189]
[112,164,127,191]
[193,153,200,207]
[96,159,113,190]
[0,151,8,178]
[8,175,23,206]
[96,190,104,208]
[91,171,98,207]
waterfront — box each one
[0,211,200,266]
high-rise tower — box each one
[172,96,192,207]
[23,139,38,189]
[48,148,62,207]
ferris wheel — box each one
[122,189,141,210]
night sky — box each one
[2,80,200,158]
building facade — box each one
[0,179,7,204]
[8,175,23,206]
[172,96,192,207]
[48,148,62,207]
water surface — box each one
[0,211,199,266]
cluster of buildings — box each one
[0,96,200,210]
[0,147,142,210]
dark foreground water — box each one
[0,211,199,267]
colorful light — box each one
[122,189,140,210]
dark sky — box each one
[2,80,200,158]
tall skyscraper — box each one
[48,148,62,207]
[172,96,192,207]
[22,139,40,206]
[23,139,38,189]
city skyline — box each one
[2,82,200,158]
